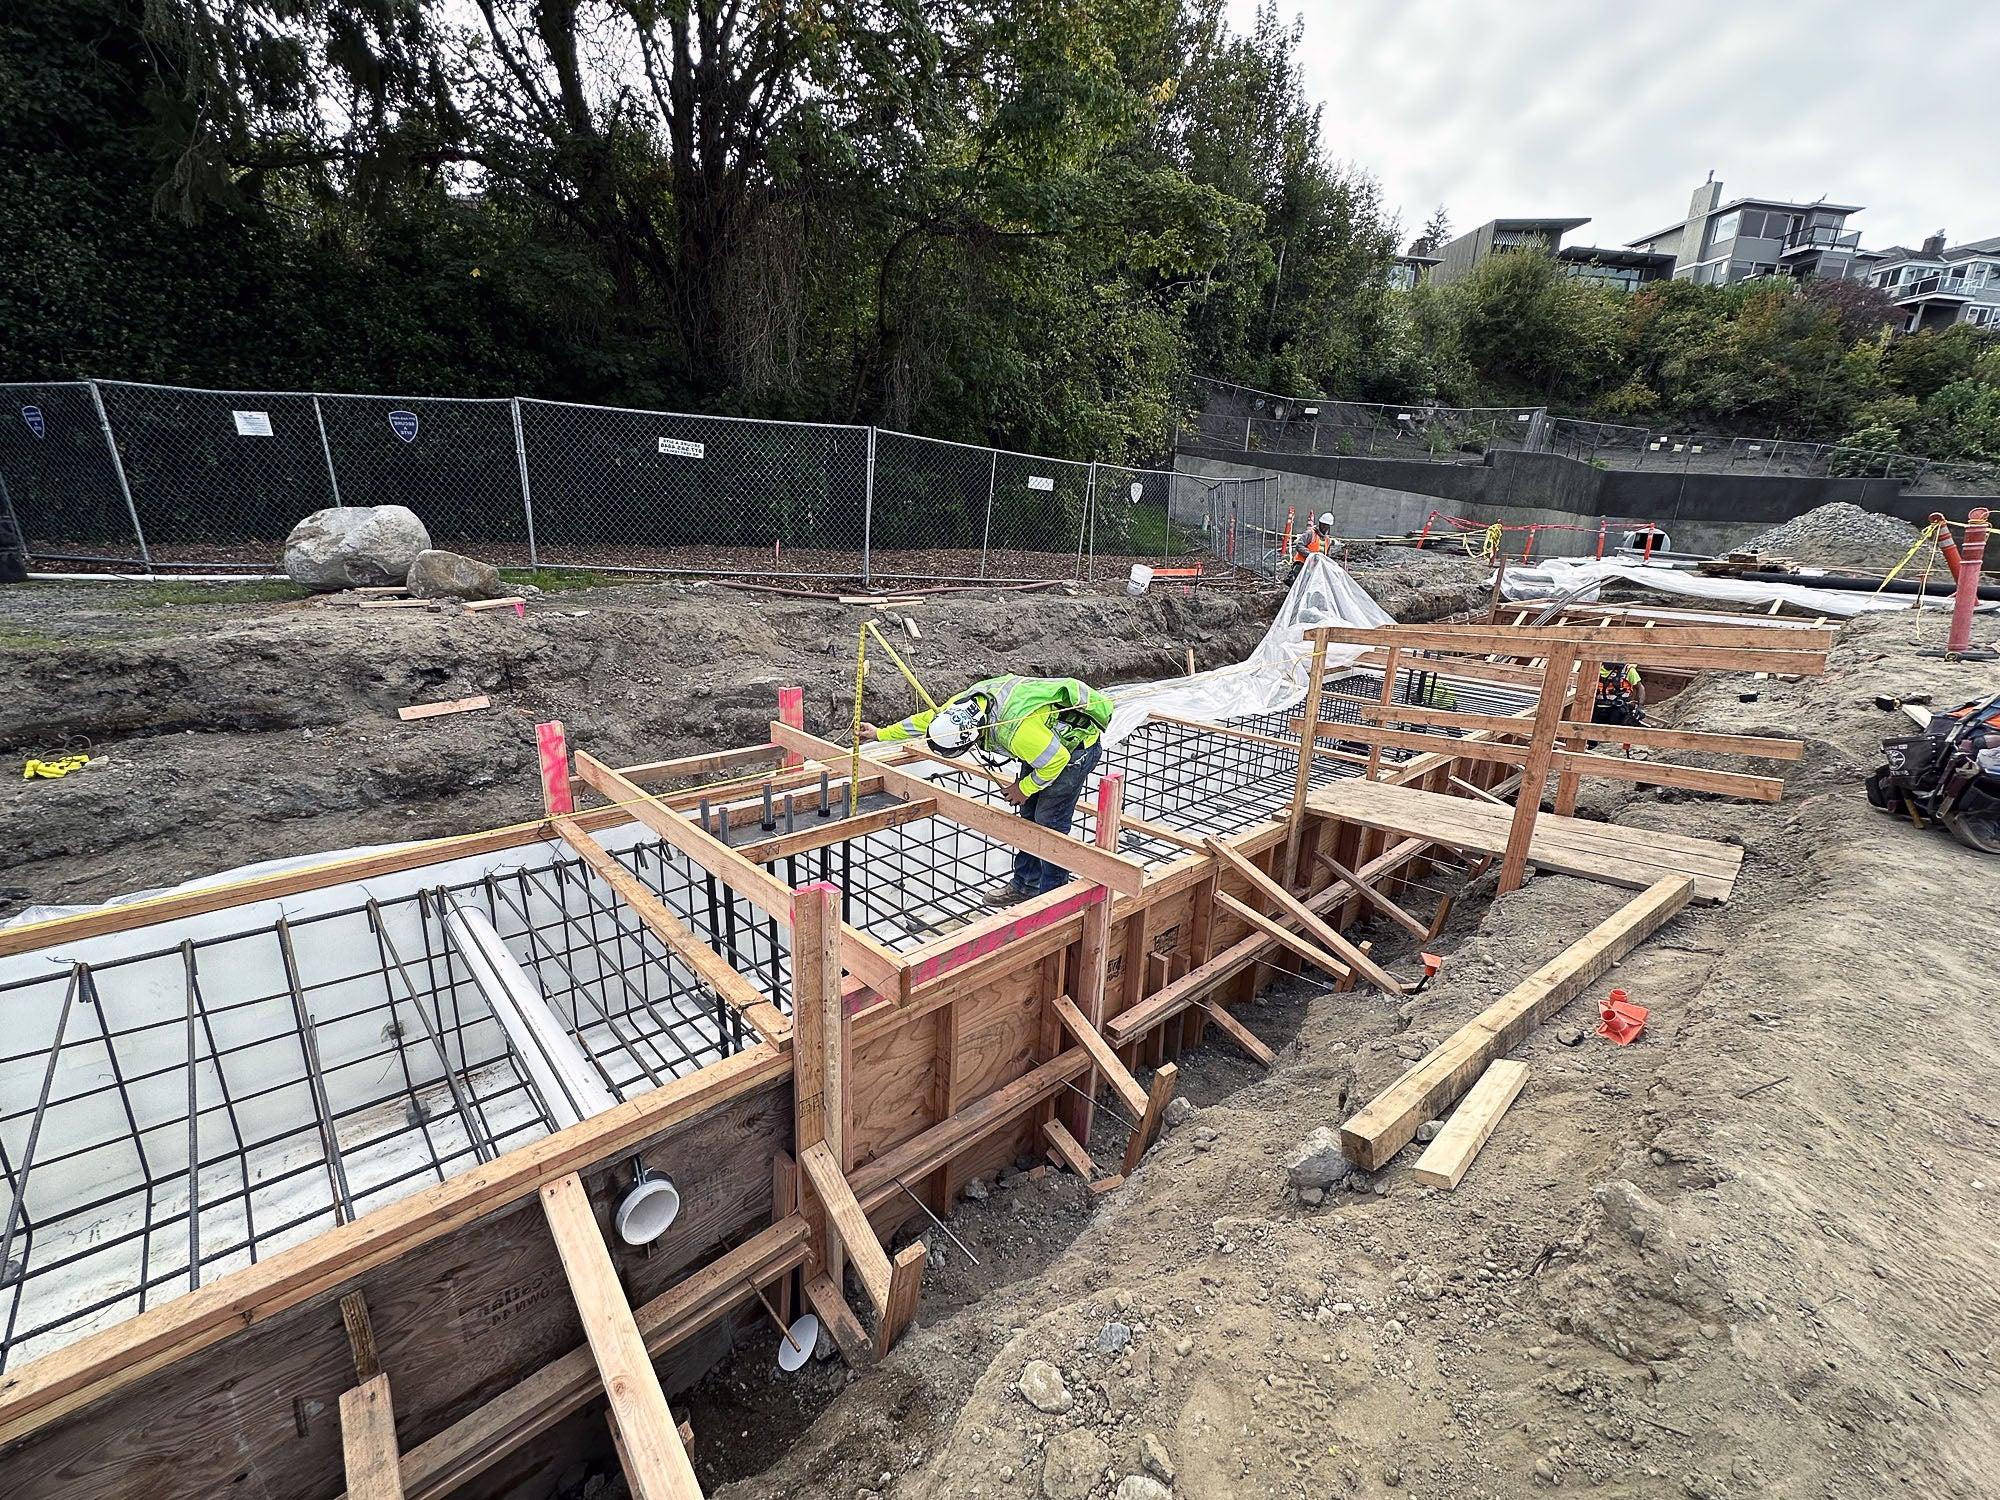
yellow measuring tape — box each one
[23,754,91,780]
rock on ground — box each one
[1016,1359,1073,1414]
[1285,1124,1350,1193]
[1113,1477,1172,1500]
[282,505,431,590]
[405,548,504,601]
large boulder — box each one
[283,505,431,591]
[406,548,504,601]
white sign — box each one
[232,409,273,437]
[1026,475,1055,492]
[657,436,706,459]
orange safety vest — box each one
[1292,531,1328,564]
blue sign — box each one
[388,409,420,443]
[22,405,44,439]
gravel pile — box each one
[1742,502,1924,574]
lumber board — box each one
[1121,1063,1179,1176]
[1305,778,1742,902]
[462,595,527,612]
[1340,876,1692,1169]
[769,722,1148,895]
[1304,624,1828,676]
[792,883,845,1285]
[1054,993,1148,1119]
[1500,646,1577,893]
[1313,850,1429,937]
[0,1043,788,1447]
[1364,619,1839,652]
[1411,1059,1529,1189]
[900,884,1102,997]
[1214,890,1350,978]
[340,1374,406,1500]
[800,1141,894,1313]
[855,1048,1091,1213]
[616,744,786,788]
[397,694,490,720]
[875,1243,927,1358]
[1350,701,1804,761]
[732,798,935,864]
[805,1275,873,1368]
[1285,636,1331,883]
[1042,1119,1096,1178]
[575,750,906,997]
[1193,999,1276,1067]
[538,1174,703,1500]
[375,1219,808,1500]
[555,816,788,1043]
[1206,836,1405,993]
[1062,774,1125,1144]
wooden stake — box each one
[340,1374,407,1500]
[1042,1119,1095,1178]
[1283,636,1330,886]
[340,1292,380,1384]
[776,686,805,768]
[539,1174,703,1500]
[1365,646,1400,782]
[1059,773,1124,1144]
[790,883,845,1289]
[1120,1063,1179,1175]
[1552,656,1598,817]
[536,721,574,817]
[1497,645,1576,895]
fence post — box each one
[510,398,540,569]
[86,380,152,575]
[978,448,997,580]
[1243,413,1252,450]
[861,426,876,588]
[1076,463,1095,582]
[310,396,344,509]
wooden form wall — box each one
[0,683,1534,1500]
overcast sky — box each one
[1229,0,2000,254]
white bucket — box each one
[1126,564,1153,597]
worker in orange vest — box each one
[1289,512,1336,572]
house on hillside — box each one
[1428,217,1672,291]
[1627,176,1866,285]
[1862,233,2000,332]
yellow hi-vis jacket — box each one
[878,675,1114,794]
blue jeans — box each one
[1012,742,1102,895]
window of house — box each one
[1709,211,1740,250]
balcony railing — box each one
[1782,225,1861,254]
[1893,272,1977,302]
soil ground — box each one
[5,559,1995,1500]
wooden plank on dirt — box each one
[397,695,490,721]
[1206,837,1405,993]
[340,1374,406,1500]
[1042,1119,1096,1178]
[1411,1059,1528,1189]
[539,1173,703,1500]
[1340,876,1691,1169]
[1054,994,1148,1119]
[462,596,527,612]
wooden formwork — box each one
[0,618,1818,1500]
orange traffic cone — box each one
[1596,987,1649,1045]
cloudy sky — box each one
[1228,0,2000,254]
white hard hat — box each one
[1317,512,1335,527]
[926,700,983,755]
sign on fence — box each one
[232,410,273,437]
[1026,474,1054,492]
[388,409,420,443]
[20,405,43,438]
[657,436,705,459]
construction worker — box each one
[861,675,1115,903]
[1593,662,1646,726]
[1290,512,1336,568]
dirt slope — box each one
[700,610,2000,1500]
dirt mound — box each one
[1741,501,1924,573]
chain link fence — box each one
[0,378,1234,586]
[1187,375,2000,495]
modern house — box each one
[1427,217,1672,290]
[1387,251,1440,290]
[1626,176,1866,285]
[1861,232,2000,332]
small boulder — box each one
[1415,1119,1446,1143]
[1163,1096,1195,1129]
[1097,1321,1132,1354]
[406,548,504,601]
[1018,1358,1074,1414]
[282,505,430,591]
[1286,1126,1351,1194]
[1139,1433,1176,1484]
[1115,1478,1172,1500]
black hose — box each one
[1724,567,2000,602]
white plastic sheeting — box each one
[1102,554,1391,744]
[1498,555,1989,619]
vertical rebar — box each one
[87,381,152,573]
[511,398,540,569]
[311,395,344,509]
[182,944,201,1292]
[0,966,81,1281]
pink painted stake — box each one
[777,685,805,767]
[536,720,574,816]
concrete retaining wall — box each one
[1176,444,1993,558]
